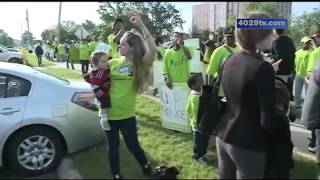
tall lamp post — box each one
[57,2,62,43]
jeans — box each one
[37,55,42,66]
[294,76,308,107]
[309,129,317,148]
[216,137,266,179]
[287,73,295,100]
[193,131,210,159]
[80,60,89,74]
[65,54,75,70]
[105,117,148,176]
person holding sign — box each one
[163,32,192,89]
[206,27,239,84]
[102,12,156,179]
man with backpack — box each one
[206,26,239,84]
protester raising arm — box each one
[178,38,192,60]
[129,12,156,66]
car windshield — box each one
[0,46,8,52]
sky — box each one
[0,2,319,40]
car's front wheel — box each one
[8,58,22,64]
[5,127,66,176]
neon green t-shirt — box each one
[69,46,79,62]
[89,41,98,54]
[79,44,90,60]
[307,47,320,75]
[203,48,214,64]
[108,34,120,58]
[207,44,239,78]
[295,49,313,78]
[163,48,190,83]
[57,44,65,55]
[107,57,149,120]
[186,91,200,130]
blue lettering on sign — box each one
[119,66,129,73]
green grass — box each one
[26,53,55,67]
[71,96,320,179]
[38,67,82,80]
[0,96,318,179]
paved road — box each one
[51,61,83,72]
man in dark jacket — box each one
[35,43,44,66]
[271,28,296,100]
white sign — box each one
[75,26,89,40]
[189,50,203,73]
[184,38,199,49]
[159,83,191,133]
[153,60,164,88]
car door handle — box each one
[0,108,21,115]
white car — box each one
[0,62,104,176]
[0,46,23,63]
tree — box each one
[82,20,96,34]
[227,14,237,27]
[61,20,77,32]
[21,31,34,45]
[97,2,184,39]
[242,2,280,18]
[288,8,320,44]
[0,29,14,47]
[190,24,201,38]
[41,29,56,42]
[200,29,211,41]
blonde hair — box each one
[90,51,107,66]
[236,12,273,51]
[123,32,151,93]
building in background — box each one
[192,2,292,31]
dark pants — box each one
[66,54,75,70]
[80,60,89,74]
[287,73,295,100]
[37,55,42,66]
[105,117,148,176]
[309,128,320,148]
[193,131,210,159]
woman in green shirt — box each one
[104,13,156,179]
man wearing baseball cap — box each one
[206,26,239,84]
[307,32,320,77]
[293,36,313,109]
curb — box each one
[293,150,316,162]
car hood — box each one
[68,80,92,92]
[10,51,22,56]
